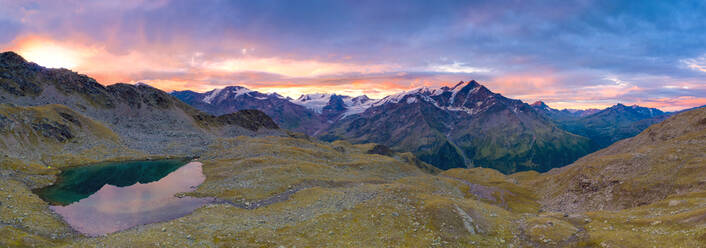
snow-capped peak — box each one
[373,86,446,106]
[202,86,252,104]
[367,80,502,116]
[373,81,482,106]
[531,101,551,111]
[340,95,376,118]
[351,95,372,105]
[296,93,332,102]
[449,80,480,105]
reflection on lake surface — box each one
[35,160,211,236]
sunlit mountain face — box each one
[1,1,705,111]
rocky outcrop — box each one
[366,144,394,156]
[30,120,73,142]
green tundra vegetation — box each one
[1,107,705,247]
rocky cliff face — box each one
[0,52,280,157]
[319,81,592,173]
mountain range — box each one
[172,88,375,135]
[171,87,323,134]
[531,101,671,150]
[172,80,678,173]
[319,81,592,173]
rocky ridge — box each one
[0,52,281,157]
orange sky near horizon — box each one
[5,35,705,112]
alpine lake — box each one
[34,159,212,236]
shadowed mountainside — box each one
[532,101,670,151]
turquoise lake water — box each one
[35,159,211,236]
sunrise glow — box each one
[1,1,704,112]
[15,38,83,69]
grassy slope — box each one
[450,109,592,173]
[534,107,706,213]
[64,136,529,248]
[67,130,706,247]
[2,129,704,247]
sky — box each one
[1,0,705,111]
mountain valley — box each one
[532,101,672,150]
[175,80,674,174]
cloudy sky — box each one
[1,0,705,111]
